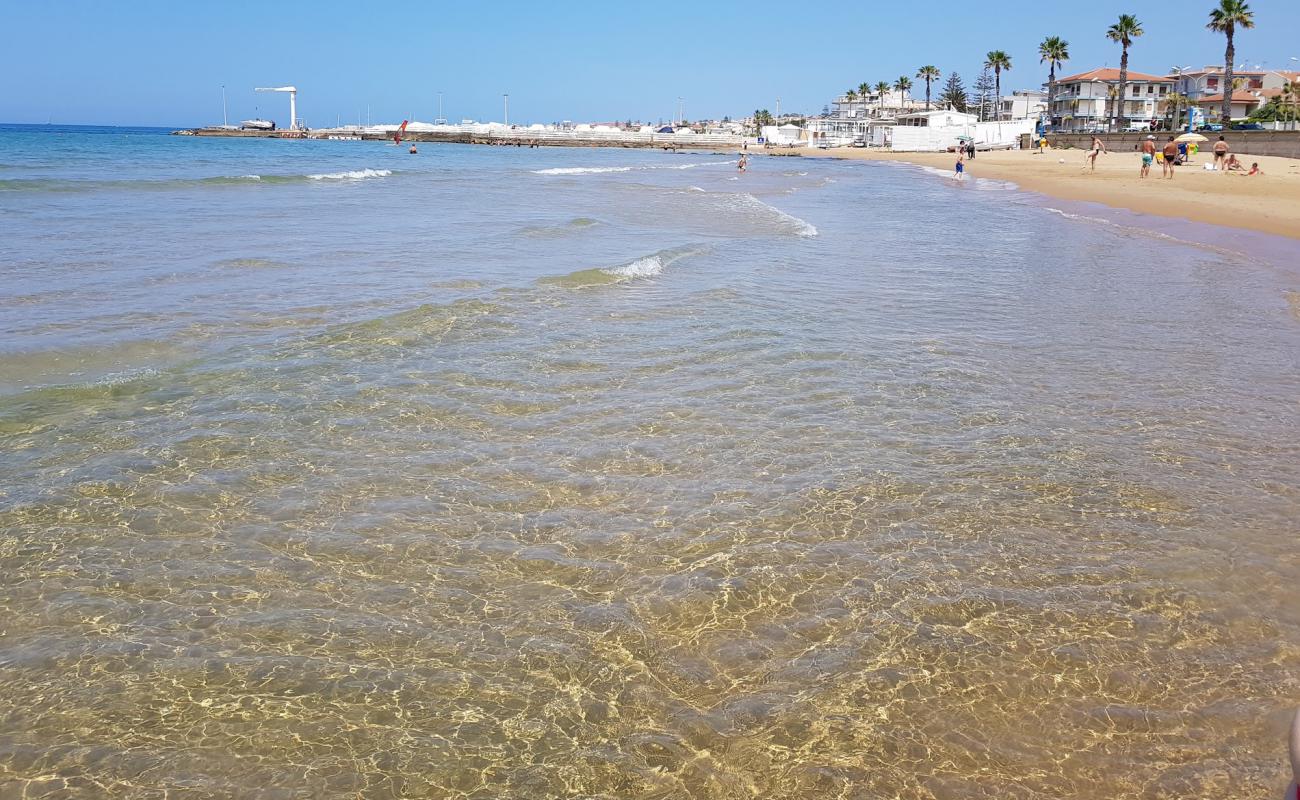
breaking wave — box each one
[532,160,734,176]
[539,246,706,288]
[0,169,394,193]
[306,169,393,181]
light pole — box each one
[221,85,228,127]
[436,92,444,125]
[504,93,509,126]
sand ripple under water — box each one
[1,131,1298,798]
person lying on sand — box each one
[1238,162,1263,177]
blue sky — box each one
[2,0,1297,127]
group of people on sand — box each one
[1087,133,1262,180]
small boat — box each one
[240,119,276,131]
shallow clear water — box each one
[2,125,1299,798]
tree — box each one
[1164,91,1189,130]
[858,82,871,117]
[973,67,996,121]
[1038,37,1070,128]
[1106,14,1144,130]
[984,51,1012,120]
[894,76,913,110]
[1207,0,1255,127]
[916,66,941,111]
[752,109,774,133]
[938,73,968,112]
[873,81,891,117]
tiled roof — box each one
[1194,92,1265,103]
[1057,68,1172,83]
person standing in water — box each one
[953,150,965,181]
[737,153,748,173]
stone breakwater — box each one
[175,127,758,151]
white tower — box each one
[255,86,299,130]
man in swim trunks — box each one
[1140,135,1155,178]
[1162,136,1179,179]
[1213,135,1229,172]
[954,151,965,180]
[1084,135,1106,173]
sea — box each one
[1,123,1298,798]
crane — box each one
[255,86,298,130]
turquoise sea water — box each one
[1,124,1299,797]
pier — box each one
[175,124,752,151]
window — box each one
[1248,78,1262,89]
[1207,77,1219,88]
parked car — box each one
[1232,122,1265,131]
[1122,124,1151,132]
[1198,123,1224,132]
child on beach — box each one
[954,152,965,181]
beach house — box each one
[1171,65,1267,103]
[1047,68,1172,132]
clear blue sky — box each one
[2,0,1297,127]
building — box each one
[806,89,926,146]
[1048,68,1173,132]
[1171,65,1267,103]
[1192,92,1266,122]
[998,90,1047,122]
[881,110,1036,151]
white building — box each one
[884,110,1036,151]
[1171,65,1269,103]
[998,90,1047,122]
[1048,68,1173,132]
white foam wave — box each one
[735,193,818,237]
[240,174,262,181]
[533,166,634,175]
[604,255,667,278]
[307,169,393,181]
[532,160,733,176]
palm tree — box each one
[916,66,941,110]
[843,89,857,116]
[1106,14,1144,131]
[1038,37,1069,128]
[1164,91,1189,130]
[894,76,913,111]
[984,51,1012,120]
[857,82,871,117]
[1207,0,1254,127]
[874,81,891,117]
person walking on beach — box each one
[1161,136,1179,179]
[1083,135,1106,173]
[1140,135,1155,178]
[966,141,976,160]
[1213,135,1229,171]
[953,151,965,181]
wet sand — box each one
[806,147,1300,240]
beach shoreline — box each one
[803,146,1300,241]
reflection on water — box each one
[1,130,1299,798]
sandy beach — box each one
[806,145,1300,240]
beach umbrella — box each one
[1174,132,1208,143]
